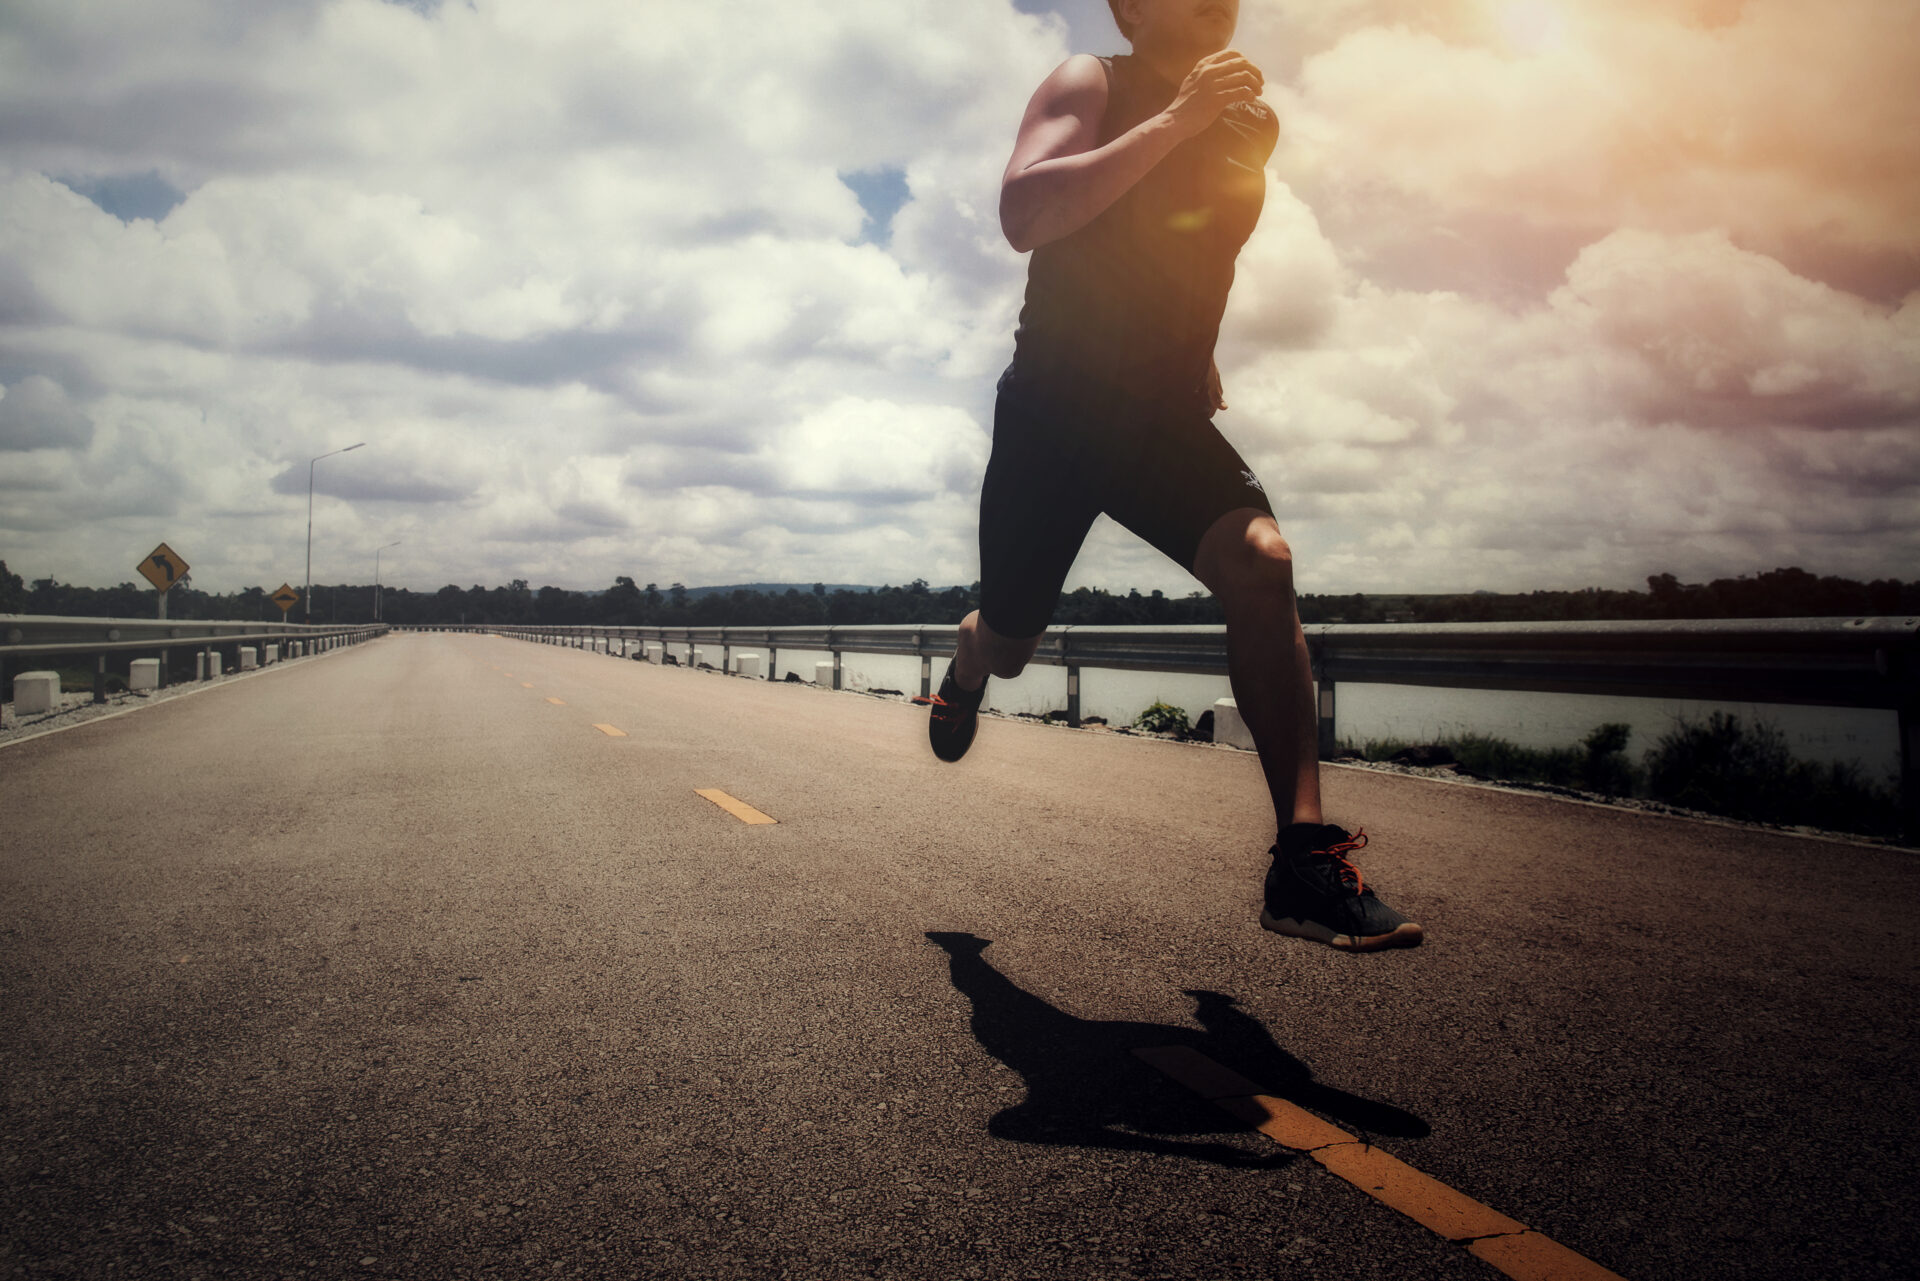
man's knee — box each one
[1204,514,1296,598]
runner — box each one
[927,0,1421,951]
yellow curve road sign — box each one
[139,543,189,592]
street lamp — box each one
[306,442,365,622]
[375,541,401,622]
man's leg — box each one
[1190,506,1422,950]
[953,609,1042,690]
[928,608,1042,762]
[1190,507,1321,830]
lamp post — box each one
[305,442,365,622]
[375,541,400,622]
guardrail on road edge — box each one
[2,615,390,704]
[410,617,1920,840]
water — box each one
[693,642,1900,783]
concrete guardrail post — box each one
[814,660,834,687]
[209,650,223,678]
[239,646,258,671]
[93,654,107,704]
[1211,697,1256,751]
[732,653,761,679]
[130,659,159,692]
[265,644,279,665]
[768,643,779,680]
[645,642,662,664]
[832,650,842,691]
[14,670,59,715]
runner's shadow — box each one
[926,931,1427,1168]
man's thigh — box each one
[1098,405,1274,575]
[977,376,1102,640]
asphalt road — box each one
[3,632,1915,1280]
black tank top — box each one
[1010,55,1278,414]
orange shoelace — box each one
[1314,828,1369,895]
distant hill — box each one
[678,582,876,600]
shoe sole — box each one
[929,711,978,762]
[931,724,975,762]
[1260,909,1423,952]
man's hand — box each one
[1165,50,1265,139]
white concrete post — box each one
[1210,697,1256,751]
[644,642,662,664]
[264,644,279,664]
[13,670,59,714]
[208,651,224,678]
[239,646,258,671]
[732,653,762,679]
[129,659,160,692]
[691,646,706,669]
[814,660,835,687]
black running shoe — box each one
[1261,823,1423,951]
[924,660,986,762]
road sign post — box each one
[138,543,190,684]
[139,542,189,621]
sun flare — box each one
[1494,0,1573,53]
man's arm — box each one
[999,50,1265,254]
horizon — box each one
[9,563,1911,608]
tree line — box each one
[4,559,1914,627]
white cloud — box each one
[0,0,1913,602]
[0,374,94,450]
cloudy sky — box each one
[2,0,1916,598]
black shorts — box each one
[977,365,1275,640]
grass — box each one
[1341,716,1900,839]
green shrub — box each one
[1134,701,1189,735]
[1581,722,1638,796]
[1644,712,1899,836]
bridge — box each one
[3,629,1916,1279]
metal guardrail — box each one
[415,616,1920,839]
[2,614,390,703]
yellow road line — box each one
[546,697,566,705]
[594,723,627,737]
[694,788,777,825]
[1132,1046,1627,1281]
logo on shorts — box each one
[1240,469,1265,494]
